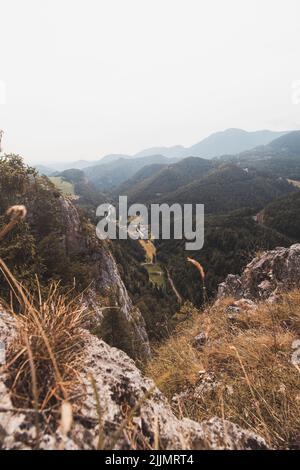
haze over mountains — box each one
[44,130,300,212]
[220,130,300,179]
[134,128,288,160]
[36,128,289,175]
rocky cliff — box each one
[60,197,150,361]
[218,243,300,302]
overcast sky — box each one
[1,0,300,163]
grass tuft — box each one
[0,258,88,410]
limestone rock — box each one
[0,315,267,450]
[218,244,300,302]
[192,332,207,349]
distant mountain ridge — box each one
[268,130,300,154]
[220,130,300,180]
[35,130,299,194]
[133,129,289,160]
[34,128,290,173]
[221,130,300,158]
[187,129,288,158]
[134,145,186,160]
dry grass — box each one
[139,239,156,264]
[146,292,300,449]
[0,258,88,410]
[187,257,205,282]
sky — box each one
[1,0,300,164]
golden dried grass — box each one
[0,258,88,409]
[187,257,205,281]
[147,292,300,449]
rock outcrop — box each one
[218,244,300,302]
[0,314,267,450]
[60,196,150,361]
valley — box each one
[143,262,166,289]
[40,131,300,317]
[138,238,167,288]
[1,128,300,450]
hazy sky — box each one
[1,0,300,163]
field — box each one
[49,176,75,196]
[143,263,166,288]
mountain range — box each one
[32,129,300,308]
[35,128,289,174]
[134,128,288,160]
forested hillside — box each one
[221,131,300,179]
[263,191,300,242]
[117,157,214,204]
[83,154,174,190]
[157,211,291,305]
[158,164,294,210]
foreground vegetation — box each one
[147,293,300,449]
[0,155,99,300]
